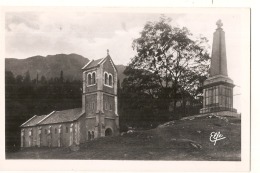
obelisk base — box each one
[199,75,238,117]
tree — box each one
[16,75,23,84]
[23,70,31,84]
[5,71,15,84]
[60,70,64,83]
[123,67,160,98]
[36,72,39,84]
[40,75,47,84]
[119,68,161,128]
[128,16,210,119]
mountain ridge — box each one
[5,53,127,82]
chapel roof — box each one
[39,108,84,125]
[21,108,84,127]
[21,114,48,127]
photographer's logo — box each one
[210,132,226,145]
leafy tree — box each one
[123,67,160,97]
[119,68,161,128]
[126,16,210,119]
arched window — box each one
[88,73,92,85]
[92,72,96,84]
[92,131,94,139]
[58,125,62,134]
[88,131,91,140]
[48,126,52,134]
[29,129,32,136]
[109,75,112,86]
[105,73,108,85]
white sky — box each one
[5,8,250,113]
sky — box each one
[5,8,250,113]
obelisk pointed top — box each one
[210,19,228,77]
[216,19,223,29]
[107,49,109,56]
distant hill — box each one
[5,54,127,82]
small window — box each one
[109,104,112,110]
[45,129,47,134]
[92,131,94,139]
[105,73,108,85]
[66,127,69,133]
[92,72,96,84]
[92,102,95,110]
[55,128,57,134]
[109,75,112,86]
[88,74,92,85]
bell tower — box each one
[82,50,119,140]
[200,20,238,116]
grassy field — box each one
[6,114,241,160]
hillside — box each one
[6,114,241,160]
[116,64,127,86]
[5,54,127,82]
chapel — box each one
[20,50,119,147]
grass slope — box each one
[6,115,241,160]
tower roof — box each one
[82,58,104,69]
[82,53,117,72]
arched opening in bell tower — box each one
[105,128,113,136]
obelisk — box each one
[200,20,238,116]
[210,20,228,77]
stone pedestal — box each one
[200,75,237,114]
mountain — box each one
[5,54,127,82]
[5,54,89,81]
